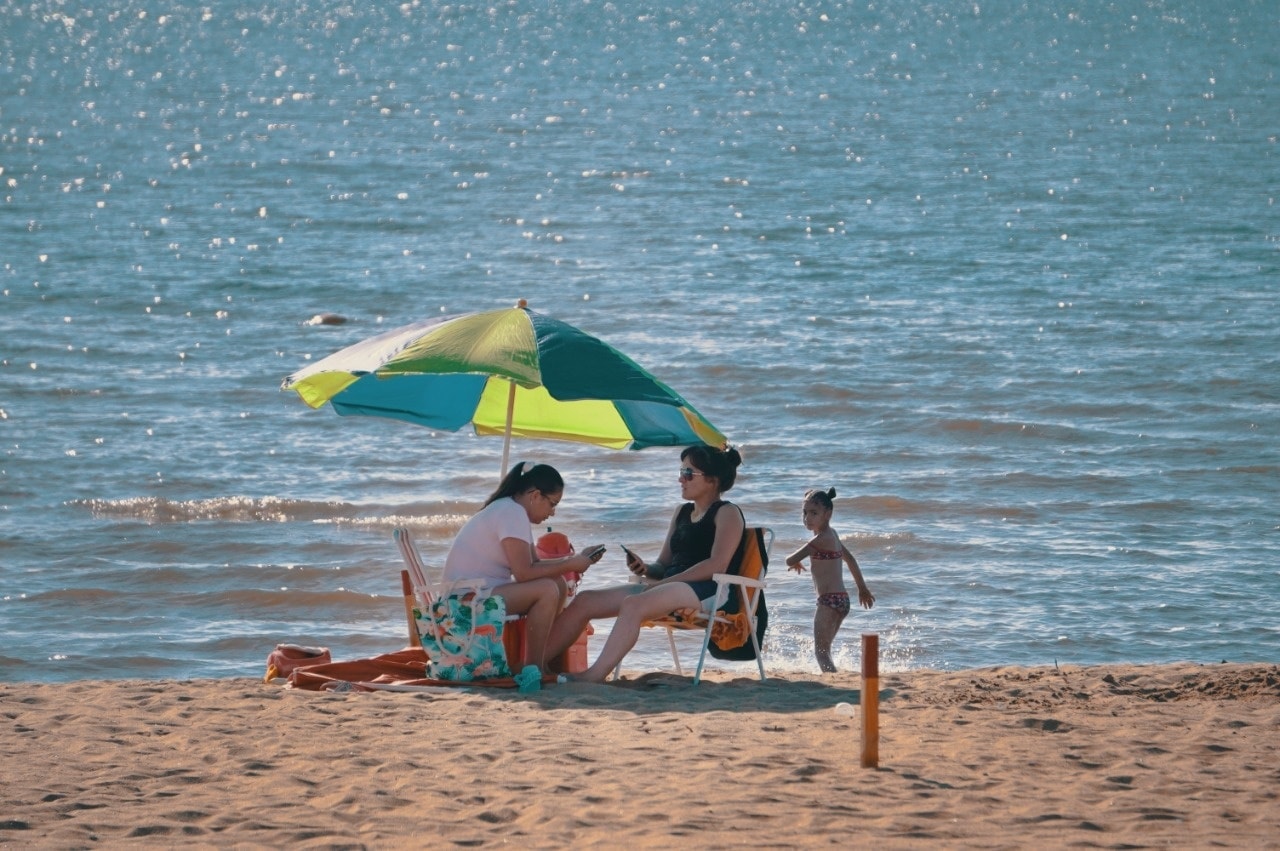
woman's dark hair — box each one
[680,444,743,492]
[485,461,564,507]
[804,487,837,510]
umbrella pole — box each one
[500,379,516,479]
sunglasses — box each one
[678,467,707,482]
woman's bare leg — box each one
[545,585,636,663]
[495,578,561,670]
[577,583,700,683]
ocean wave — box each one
[67,496,471,528]
[70,496,352,523]
[314,513,469,537]
[1221,465,1280,476]
[205,588,396,612]
[846,495,1036,520]
[936,418,1087,442]
[29,587,132,605]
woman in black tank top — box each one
[662,500,732,601]
[547,445,745,682]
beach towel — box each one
[283,647,540,691]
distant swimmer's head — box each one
[304,312,348,326]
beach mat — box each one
[283,647,544,692]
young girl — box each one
[785,487,875,673]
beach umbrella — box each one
[282,300,726,476]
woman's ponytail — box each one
[484,461,565,506]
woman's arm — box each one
[653,508,680,576]
[632,508,682,580]
[502,537,592,583]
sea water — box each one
[2,0,1277,683]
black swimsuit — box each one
[662,501,737,601]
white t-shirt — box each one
[442,497,533,588]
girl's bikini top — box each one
[810,542,841,561]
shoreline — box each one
[3,661,1277,847]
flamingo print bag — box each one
[414,584,512,681]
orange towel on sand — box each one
[283,647,548,691]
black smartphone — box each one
[620,545,641,568]
[584,545,607,563]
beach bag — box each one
[263,644,332,682]
[415,585,512,682]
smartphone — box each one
[620,545,641,569]
[584,545,607,563]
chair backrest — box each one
[395,527,427,647]
[708,526,771,660]
[395,527,428,586]
[396,526,493,599]
[722,526,770,591]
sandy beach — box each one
[2,662,1277,848]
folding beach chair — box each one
[622,526,772,684]
[393,527,527,677]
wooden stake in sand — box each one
[861,633,879,768]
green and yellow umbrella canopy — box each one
[283,302,726,470]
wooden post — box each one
[861,633,879,768]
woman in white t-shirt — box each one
[443,461,603,674]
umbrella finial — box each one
[516,298,528,309]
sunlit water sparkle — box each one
[2,0,1277,682]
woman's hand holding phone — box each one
[621,545,645,577]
